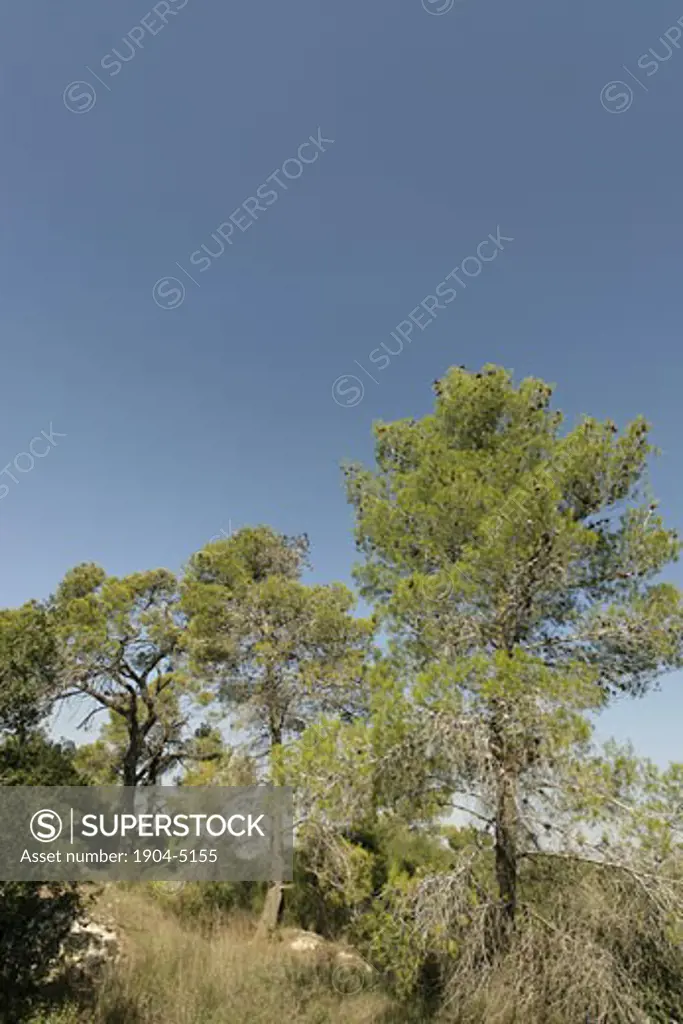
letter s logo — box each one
[30,809,63,843]
[600,81,634,114]
[63,81,97,114]
[152,277,186,310]
[332,375,364,408]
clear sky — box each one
[1,0,681,765]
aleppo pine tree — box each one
[343,364,683,954]
[181,525,375,934]
[51,564,189,786]
[181,527,375,762]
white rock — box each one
[288,932,325,952]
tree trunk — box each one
[494,768,518,928]
[254,881,284,940]
[123,706,140,787]
[490,701,519,948]
[255,706,285,940]
[122,751,138,787]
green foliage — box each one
[345,365,682,684]
[0,881,82,1013]
[72,730,120,784]
[342,366,683,835]
[52,565,192,785]
[0,601,60,737]
[0,733,83,1015]
[182,526,375,765]
[145,879,265,921]
[178,724,256,786]
[25,1007,82,1024]
[0,606,85,1014]
[0,732,83,786]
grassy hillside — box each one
[26,886,419,1024]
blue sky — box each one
[1,0,682,764]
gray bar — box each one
[0,786,293,881]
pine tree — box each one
[343,364,683,944]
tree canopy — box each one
[51,565,189,785]
[182,526,375,763]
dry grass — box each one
[49,886,406,1024]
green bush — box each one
[0,733,84,1015]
